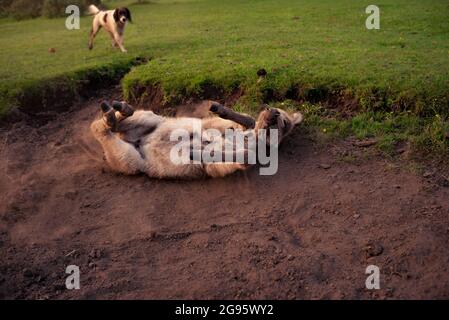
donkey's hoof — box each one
[103,111,117,131]
[112,101,134,117]
[101,101,112,113]
[100,101,117,131]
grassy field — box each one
[122,0,449,114]
[0,0,448,153]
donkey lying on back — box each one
[90,101,303,179]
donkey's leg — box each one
[111,100,134,122]
[195,147,252,178]
[91,103,145,175]
[108,101,163,145]
[203,162,248,178]
[210,102,256,129]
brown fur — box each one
[90,101,303,179]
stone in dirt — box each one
[353,139,377,147]
[365,242,384,258]
[318,163,331,169]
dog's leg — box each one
[210,102,256,129]
[108,32,119,48]
[88,23,101,50]
[112,32,127,53]
[91,102,145,175]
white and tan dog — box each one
[90,101,303,179]
[88,5,132,53]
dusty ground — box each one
[1,90,449,300]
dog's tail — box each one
[88,4,100,15]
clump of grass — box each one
[273,101,448,157]
[349,111,449,155]
[412,114,449,153]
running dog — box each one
[90,101,303,179]
[88,5,131,53]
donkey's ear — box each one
[125,8,132,23]
[292,112,304,125]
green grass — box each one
[290,101,449,156]
[0,0,448,154]
[1,0,449,115]
[121,0,449,114]
[0,0,139,115]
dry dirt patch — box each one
[1,91,449,299]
